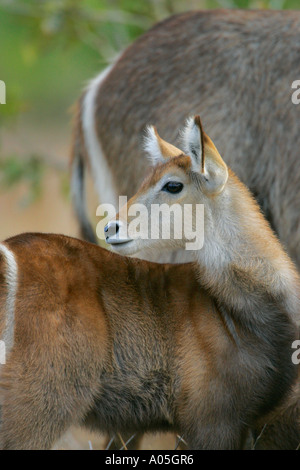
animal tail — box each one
[70,99,98,244]
[70,65,118,245]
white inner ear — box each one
[143,126,165,166]
[180,117,202,171]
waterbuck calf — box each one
[0,118,299,449]
[105,116,300,449]
[71,9,300,270]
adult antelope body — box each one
[0,117,299,450]
[71,9,300,269]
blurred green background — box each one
[0,0,299,240]
[1,0,299,123]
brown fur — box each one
[253,373,300,449]
[138,155,191,193]
[0,232,297,449]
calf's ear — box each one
[144,125,183,165]
[181,115,228,194]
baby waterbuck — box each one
[106,116,300,449]
[71,9,300,269]
[0,119,299,450]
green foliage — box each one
[1,0,298,117]
[0,87,27,125]
[0,0,298,203]
[0,154,45,206]
[1,0,297,64]
[0,0,154,58]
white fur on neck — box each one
[194,183,300,323]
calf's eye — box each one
[162,182,184,194]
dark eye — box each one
[162,181,184,194]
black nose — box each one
[105,221,120,238]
